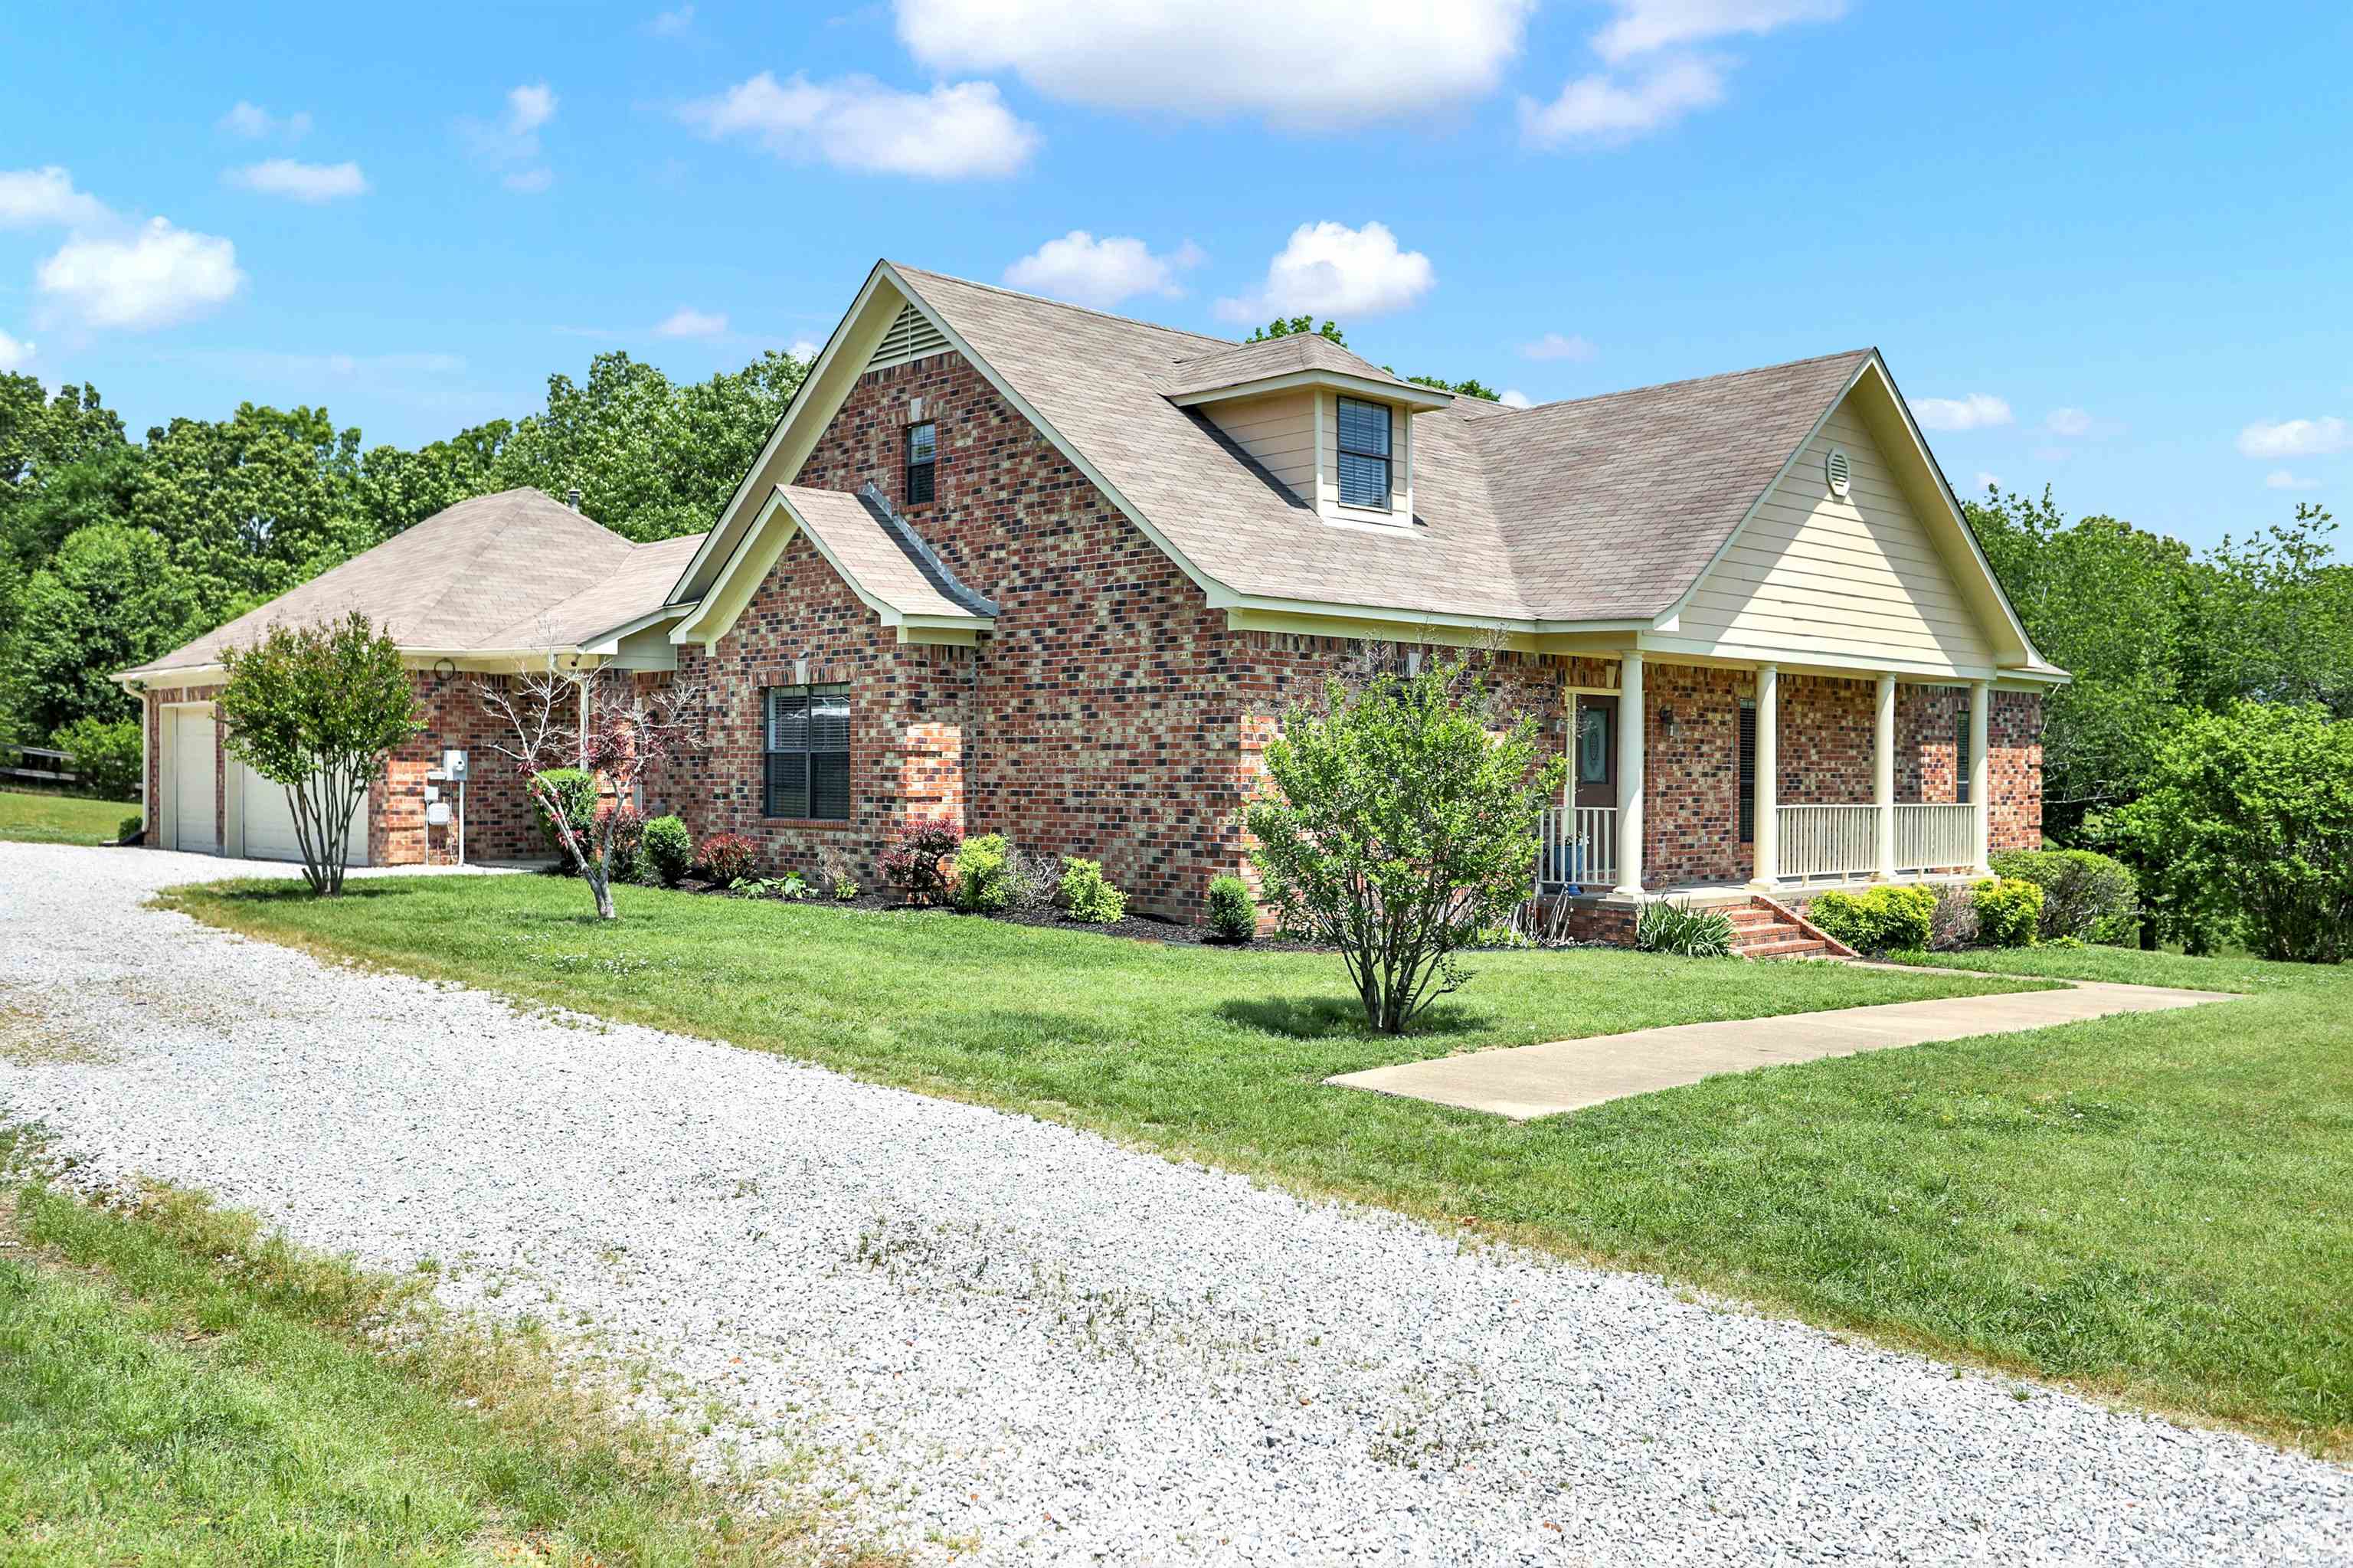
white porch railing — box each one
[1777,804,1877,882]
[1537,805,1618,890]
[1896,803,1976,873]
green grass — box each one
[162,876,2352,1455]
[0,1130,888,1567]
[0,790,129,846]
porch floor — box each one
[1543,870,1982,908]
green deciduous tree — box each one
[218,612,421,895]
[2114,702,2353,963]
[1245,658,1564,1033]
[3,523,201,738]
[1245,316,1347,346]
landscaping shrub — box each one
[1971,876,2044,947]
[1928,882,1979,951]
[954,832,1016,913]
[642,815,692,886]
[1205,875,1257,943]
[879,819,962,905]
[1634,899,1736,957]
[1002,844,1061,912]
[1807,883,1936,955]
[1991,848,2139,944]
[597,801,646,883]
[732,872,814,901]
[1058,857,1125,924]
[816,842,859,901]
[50,715,140,800]
[530,768,601,866]
[698,831,757,885]
[116,813,142,843]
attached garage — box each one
[162,705,218,854]
[231,759,369,866]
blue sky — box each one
[2,1,2346,551]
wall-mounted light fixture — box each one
[1658,705,1677,733]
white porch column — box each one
[1970,679,1993,875]
[1874,673,1897,880]
[1615,650,1645,895]
[1749,663,1779,889]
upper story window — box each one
[905,421,937,506]
[1335,397,1392,511]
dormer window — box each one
[1336,397,1392,511]
[905,421,937,506]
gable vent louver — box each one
[866,302,950,372]
[1825,447,1853,498]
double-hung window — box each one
[1335,397,1392,510]
[1955,702,1972,805]
[764,683,850,820]
[905,421,937,506]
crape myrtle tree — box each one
[476,663,707,920]
[218,612,422,895]
[1244,651,1565,1034]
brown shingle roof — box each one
[1157,333,1435,401]
[889,264,1870,626]
[119,489,704,678]
[777,484,996,622]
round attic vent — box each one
[1825,447,1853,497]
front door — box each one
[1572,697,1615,809]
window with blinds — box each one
[1737,699,1757,843]
[764,683,851,820]
[1335,396,1392,510]
[905,421,937,506]
[1955,703,1971,805]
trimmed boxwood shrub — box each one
[1990,848,2139,945]
[642,815,692,886]
[1971,876,2044,947]
[954,832,1016,913]
[1059,857,1125,924]
[1807,883,1936,954]
[529,768,600,864]
[1206,874,1257,942]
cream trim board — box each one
[1169,368,1451,411]
[1632,632,2062,686]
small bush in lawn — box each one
[1003,844,1061,912]
[954,832,1016,913]
[1059,857,1125,924]
[597,800,646,883]
[116,813,143,843]
[699,831,757,885]
[816,842,859,901]
[1807,883,1936,955]
[1929,882,1979,951]
[1972,876,2044,947]
[642,815,692,886]
[879,819,963,905]
[1991,848,2139,944]
[1206,875,1257,943]
[531,768,601,868]
[1634,898,1736,957]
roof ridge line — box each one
[1503,348,1876,414]
[888,262,1237,355]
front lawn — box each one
[0,789,128,846]
[165,876,2351,1454]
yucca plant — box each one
[1634,897,1736,958]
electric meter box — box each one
[440,748,469,782]
[424,801,453,827]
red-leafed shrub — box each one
[699,832,758,885]
[879,819,963,905]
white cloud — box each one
[0,166,111,230]
[503,169,554,194]
[894,0,1531,126]
[1519,57,1726,148]
[34,217,244,329]
[2044,406,2093,437]
[1500,388,1533,409]
[1913,392,2014,432]
[650,4,695,34]
[2264,469,2321,491]
[1003,232,1203,309]
[219,101,313,140]
[463,83,559,186]
[507,83,558,135]
[788,337,823,360]
[1972,471,2003,493]
[655,306,728,338]
[227,159,368,201]
[1589,0,1847,64]
[2237,416,2348,459]
[1214,221,1435,322]
[1521,331,1597,362]
[0,330,32,371]
[680,71,1039,178]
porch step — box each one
[1738,935,1832,961]
[1723,897,1841,961]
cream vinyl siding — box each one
[1678,398,1994,671]
[1203,390,1317,504]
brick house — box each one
[117,260,2064,941]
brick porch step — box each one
[1737,935,1832,960]
[1721,896,1843,961]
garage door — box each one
[167,709,218,854]
[236,761,368,866]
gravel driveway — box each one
[2,841,2345,1566]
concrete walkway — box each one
[1327,972,2241,1120]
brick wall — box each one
[375,672,565,866]
[1641,663,1746,885]
[1990,690,2043,853]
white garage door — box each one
[167,709,218,854]
[236,761,369,867]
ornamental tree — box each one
[1244,656,1564,1034]
[476,664,706,919]
[218,611,421,895]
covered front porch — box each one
[1536,652,1997,899]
